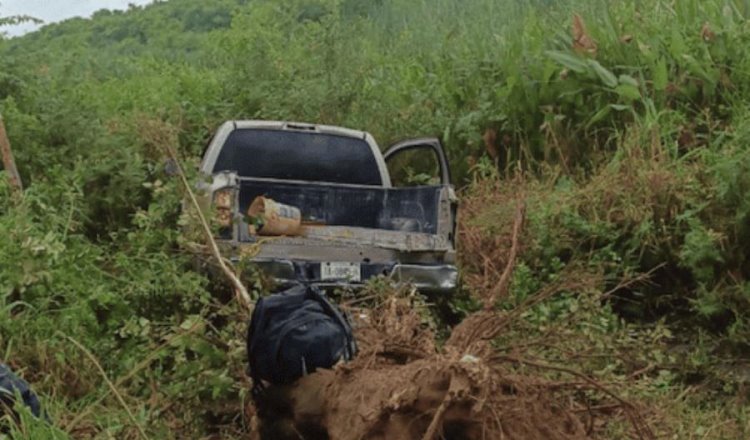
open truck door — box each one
[384,137,451,187]
[384,138,457,248]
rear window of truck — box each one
[213,129,382,185]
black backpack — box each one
[0,363,42,419]
[246,285,356,393]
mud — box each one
[283,356,587,440]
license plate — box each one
[321,262,361,282]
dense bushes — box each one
[218,0,750,178]
[2,0,750,437]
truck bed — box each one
[238,177,445,236]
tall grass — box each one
[213,0,750,180]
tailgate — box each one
[222,227,457,292]
[235,225,453,264]
[269,225,450,252]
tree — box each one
[0,2,42,37]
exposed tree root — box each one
[252,289,656,440]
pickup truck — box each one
[197,120,458,294]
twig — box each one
[494,355,629,405]
[421,392,452,440]
[600,264,665,300]
[628,363,656,380]
[421,374,460,440]
[451,273,588,351]
[572,403,622,413]
[0,114,23,194]
[65,322,202,433]
[492,354,655,440]
[66,336,150,440]
[486,199,525,309]
[162,142,252,312]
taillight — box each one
[213,188,234,228]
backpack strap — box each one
[246,298,267,399]
[308,287,357,360]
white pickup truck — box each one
[198,120,458,293]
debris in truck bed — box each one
[247,196,302,236]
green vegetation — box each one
[1,0,750,437]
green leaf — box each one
[618,74,639,87]
[615,83,641,100]
[541,59,558,84]
[670,27,687,58]
[682,54,716,84]
[586,104,632,128]
[545,50,587,73]
[588,60,618,88]
[610,104,631,111]
[653,58,668,91]
[586,105,611,127]
[637,41,654,60]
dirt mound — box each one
[249,288,654,440]
[287,355,586,440]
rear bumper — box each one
[390,264,459,293]
[243,258,458,294]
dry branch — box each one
[420,373,459,440]
[163,142,252,312]
[600,264,665,300]
[67,336,151,440]
[492,354,655,440]
[0,114,23,194]
[485,199,525,309]
[65,322,203,433]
